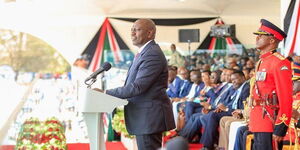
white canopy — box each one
[0,0,290,64]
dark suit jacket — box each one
[106,40,176,135]
[209,84,234,109]
[178,80,193,98]
[227,82,250,112]
[167,77,183,98]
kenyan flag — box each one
[81,18,131,142]
[197,19,245,57]
[82,18,130,72]
[284,0,300,56]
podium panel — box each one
[78,87,128,113]
[78,87,128,150]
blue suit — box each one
[194,82,205,98]
[178,80,193,98]
[176,83,204,121]
[209,83,233,109]
[205,83,231,106]
[200,82,250,149]
[233,126,251,150]
[167,77,183,98]
[179,84,235,142]
[184,83,231,123]
[106,40,175,149]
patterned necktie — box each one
[214,83,230,106]
[134,53,140,60]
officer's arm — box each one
[273,59,293,137]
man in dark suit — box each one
[200,70,250,150]
[104,19,176,150]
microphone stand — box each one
[84,72,105,90]
[85,77,97,89]
[101,73,106,90]
[188,40,191,69]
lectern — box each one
[78,87,128,150]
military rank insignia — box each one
[256,71,267,81]
[280,65,288,70]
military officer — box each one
[249,19,293,150]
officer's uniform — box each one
[249,19,293,150]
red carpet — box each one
[189,143,203,150]
[0,142,125,150]
[1,142,201,150]
[106,141,127,150]
[0,144,91,150]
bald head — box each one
[137,19,156,32]
[131,19,156,47]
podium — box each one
[78,87,128,150]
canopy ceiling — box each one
[0,0,288,64]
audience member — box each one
[169,44,185,67]
[165,136,189,150]
[200,70,250,150]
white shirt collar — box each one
[138,40,153,53]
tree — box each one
[0,29,70,80]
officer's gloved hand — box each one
[273,123,288,141]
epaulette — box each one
[273,52,285,60]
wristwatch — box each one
[208,105,212,110]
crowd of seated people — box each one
[165,47,300,150]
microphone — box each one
[85,62,112,82]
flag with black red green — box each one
[284,0,300,56]
[82,18,130,71]
[196,19,245,57]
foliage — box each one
[16,117,67,150]
[112,108,135,139]
[0,29,70,74]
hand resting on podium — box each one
[93,88,104,93]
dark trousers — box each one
[184,102,203,122]
[253,132,283,150]
[135,133,162,150]
[179,113,203,142]
[200,111,231,149]
[233,125,251,150]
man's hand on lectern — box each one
[93,88,104,93]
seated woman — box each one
[183,70,213,123]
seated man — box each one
[200,70,250,150]
[183,70,212,122]
[168,67,192,99]
[233,125,251,150]
[184,69,234,122]
[168,67,192,125]
[178,69,236,142]
[218,77,254,150]
[167,66,182,98]
[179,70,205,102]
[167,66,177,85]
[175,70,204,129]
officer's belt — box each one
[252,99,277,107]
